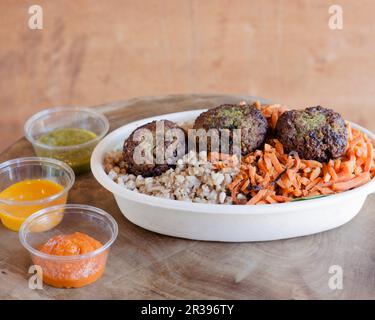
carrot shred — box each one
[310,167,321,181]
[332,172,371,192]
[364,141,373,172]
[266,196,277,204]
[247,189,269,205]
[306,178,322,191]
[328,166,338,181]
[303,160,323,168]
[323,173,331,183]
[272,195,292,202]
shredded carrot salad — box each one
[223,104,375,205]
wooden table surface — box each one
[1,94,375,300]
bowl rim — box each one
[0,157,75,206]
[24,106,110,151]
[19,204,119,261]
[90,109,375,215]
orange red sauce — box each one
[35,232,107,288]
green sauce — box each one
[36,128,98,174]
[38,128,97,147]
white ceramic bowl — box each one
[91,110,375,242]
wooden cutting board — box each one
[0,94,374,299]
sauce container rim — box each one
[0,157,75,206]
[24,106,110,151]
[19,204,119,261]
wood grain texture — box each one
[0,0,375,151]
[0,94,375,300]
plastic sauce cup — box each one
[24,106,109,174]
[19,204,118,288]
[0,157,75,231]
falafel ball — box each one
[123,120,187,177]
[193,103,268,155]
[275,106,348,162]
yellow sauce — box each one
[0,179,67,231]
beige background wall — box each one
[0,0,374,152]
